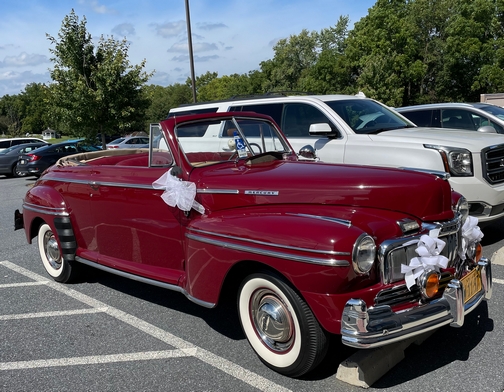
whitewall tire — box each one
[238,272,328,377]
[38,223,76,283]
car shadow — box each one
[481,220,504,246]
[372,301,493,388]
[78,267,245,340]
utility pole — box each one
[185,0,197,103]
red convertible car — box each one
[15,112,492,377]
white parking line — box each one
[494,278,504,285]
[0,281,49,288]
[0,261,291,392]
[0,349,196,371]
[0,307,108,321]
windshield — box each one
[476,104,504,120]
[325,99,413,134]
[175,116,291,167]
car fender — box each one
[182,206,394,304]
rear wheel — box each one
[38,223,77,283]
[12,164,26,177]
[238,272,328,377]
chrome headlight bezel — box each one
[455,196,469,224]
[352,234,376,274]
[425,145,473,176]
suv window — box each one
[441,109,477,130]
[0,140,10,149]
[401,109,441,127]
[229,102,335,137]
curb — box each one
[335,331,435,388]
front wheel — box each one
[38,223,77,283]
[238,273,328,377]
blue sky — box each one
[0,0,377,97]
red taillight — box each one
[27,154,41,162]
[107,146,119,149]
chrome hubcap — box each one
[251,289,294,352]
[44,231,62,270]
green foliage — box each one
[47,10,152,148]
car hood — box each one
[192,160,454,222]
[374,127,504,151]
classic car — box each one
[15,112,492,377]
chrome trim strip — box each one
[188,228,350,256]
[186,232,350,267]
[197,189,240,194]
[23,202,69,217]
[244,190,279,196]
[75,256,215,308]
[43,177,155,190]
[286,213,352,228]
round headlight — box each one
[352,234,376,274]
[456,196,469,223]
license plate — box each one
[20,160,26,164]
[461,268,482,303]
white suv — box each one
[169,94,504,225]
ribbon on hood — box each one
[153,169,205,214]
[401,229,449,290]
[458,216,483,260]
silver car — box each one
[396,102,504,134]
[106,136,149,149]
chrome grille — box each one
[375,272,453,307]
[379,217,461,284]
[482,144,504,185]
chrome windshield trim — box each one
[186,230,350,267]
[197,189,240,194]
[75,256,215,308]
[286,213,352,228]
[23,202,69,216]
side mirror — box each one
[308,123,338,137]
[477,125,497,133]
[298,145,317,160]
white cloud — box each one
[0,53,50,68]
[78,0,117,15]
[153,21,186,38]
[112,23,136,37]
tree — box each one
[260,29,319,91]
[19,83,52,135]
[0,94,22,136]
[47,10,153,148]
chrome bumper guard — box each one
[341,258,492,349]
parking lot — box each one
[1,175,503,392]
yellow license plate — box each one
[461,268,482,303]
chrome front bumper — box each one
[341,258,492,349]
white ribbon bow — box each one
[458,216,483,260]
[401,229,449,290]
[152,169,205,214]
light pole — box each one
[185,0,197,103]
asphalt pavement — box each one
[1,175,503,392]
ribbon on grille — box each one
[153,169,205,214]
[458,216,483,260]
[401,229,449,290]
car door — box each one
[82,158,185,284]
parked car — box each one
[0,137,47,151]
[396,102,504,133]
[0,142,49,177]
[169,94,504,225]
[106,136,149,149]
[17,139,101,177]
[15,111,491,377]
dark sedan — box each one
[17,139,101,177]
[0,142,49,177]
